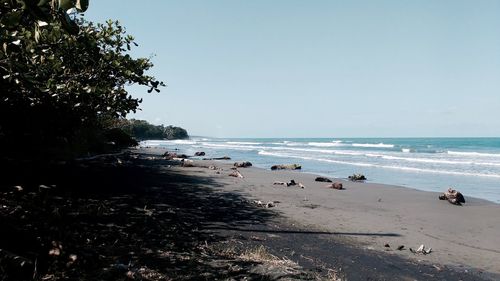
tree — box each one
[115,119,189,140]
[0,0,164,158]
[164,125,188,140]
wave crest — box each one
[352,143,394,148]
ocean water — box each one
[141,138,500,203]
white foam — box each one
[379,155,500,166]
[170,139,197,145]
[269,146,365,156]
[199,142,262,151]
[284,142,307,146]
[139,140,164,147]
[139,139,198,146]
[258,150,500,179]
[401,148,411,153]
[226,141,262,145]
[447,151,500,158]
[308,141,346,147]
[352,143,395,148]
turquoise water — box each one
[142,138,500,203]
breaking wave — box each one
[258,150,500,179]
[447,151,500,158]
[352,143,395,148]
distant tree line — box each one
[117,119,189,140]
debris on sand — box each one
[348,174,366,181]
[273,180,296,187]
[410,244,432,255]
[273,180,305,189]
[326,182,343,190]
[270,164,301,170]
[163,151,189,160]
[203,165,223,174]
[234,161,252,168]
[439,188,465,205]
[315,177,332,182]
[229,169,244,178]
[397,245,405,250]
[253,200,277,208]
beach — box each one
[143,146,500,279]
[144,137,500,204]
[2,147,499,280]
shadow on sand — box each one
[0,153,309,280]
[1,152,494,281]
[205,227,401,237]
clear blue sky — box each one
[86,0,500,138]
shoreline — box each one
[142,146,500,279]
[141,136,500,204]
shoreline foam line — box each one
[258,150,500,179]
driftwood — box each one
[410,244,432,255]
[315,177,332,182]
[234,161,252,168]
[203,156,231,160]
[163,152,189,160]
[326,182,343,190]
[194,152,205,156]
[229,169,244,178]
[273,180,305,188]
[273,180,296,187]
[439,188,465,205]
[348,173,366,181]
[270,164,301,171]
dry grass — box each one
[239,245,297,269]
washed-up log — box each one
[234,161,252,168]
[439,188,465,205]
[327,182,343,190]
[315,177,332,182]
[229,169,244,178]
[270,164,301,170]
[194,152,205,156]
[203,156,231,160]
[348,173,366,181]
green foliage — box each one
[0,0,165,158]
[117,119,189,140]
[163,125,189,140]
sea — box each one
[141,138,500,203]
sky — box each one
[86,0,500,138]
